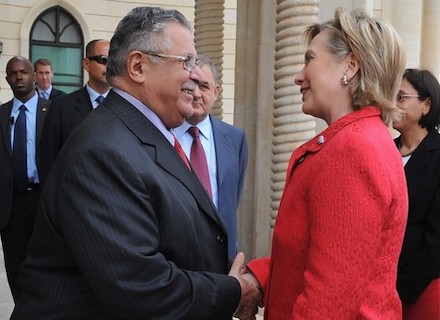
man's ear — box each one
[214,84,222,100]
[82,57,90,73]
[126,51,147,84]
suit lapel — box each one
[74,87,94,118]
[155,141,222,225]
[211,117,231,188]
[1,99,51,156]
[405,132,440,181]
[405,147,429,181]
[36,98,50,144]
[103,91,225,228]
[0,102,13,156]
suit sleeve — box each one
[247,257,271,294]
[237,130,248,203]
[57,142,240,319]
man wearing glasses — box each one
[38,39,111,185]
[174,55,248,260]
[12,6,261,320]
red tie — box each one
[174,137,190,170]
[188,126,212,198]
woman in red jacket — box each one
[246,7,408,319]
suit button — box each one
[216,234,224,243]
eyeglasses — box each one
[142,51,199,72]
[87,55,108,65]
[396,92,420,103]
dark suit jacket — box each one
[0,97,50,228]
[396,130,440,303]
[48,87,66,99]
[35,87,66,100]
[211,116,248,258]
[12,90,240,320]
[38,86,93,184]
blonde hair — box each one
[304,7,406,125]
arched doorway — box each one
[30,6,84,93]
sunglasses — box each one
[87,55,108,65]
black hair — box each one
[404,68,440,131]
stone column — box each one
[387,0,423,69]
[234,0,277,258]
[420,0,440,75]
[194,0,225,119]
[270,0,319,227]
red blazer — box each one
[249,107,408,319]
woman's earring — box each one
[342,74,349,86]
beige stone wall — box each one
[0,0,238,123]
[222,0,238,124]
[375,0,423,70]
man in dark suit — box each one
[174,55,248,258]
[33,58,66,99]
[38,39,110,184]
[12,7,261,320]
[0,56,50,302]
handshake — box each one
[229,252,264,320]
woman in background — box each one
[246,7,408,319]
[394,68,440,320]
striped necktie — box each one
[188,126,212,197]
[40,91,48,99]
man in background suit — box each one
[33,58,66,100]
[38,39,110,184]
[0,56,50,301]
[12,7,261,320]
[175,55,248,258]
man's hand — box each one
[228,252,263,320]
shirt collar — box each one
[174,116,211,140]
[85,83,110,102]
[12,92,39,113]
[112,88,174,145]
[41,85,52,94]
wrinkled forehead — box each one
[165,22,196,55]
[198,64,216,85]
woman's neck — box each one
[398,127,429,156]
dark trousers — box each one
[1,185,40,302]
